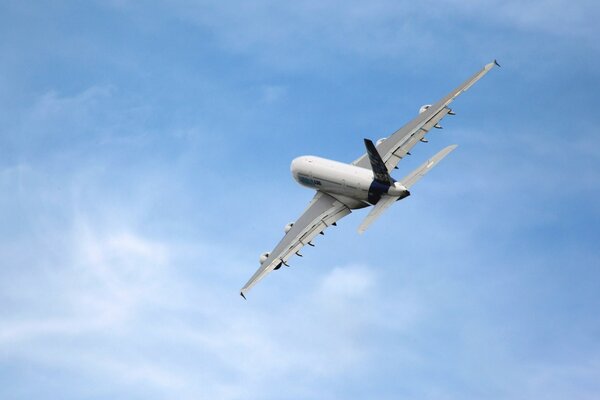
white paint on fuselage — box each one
[290,156,373,209]
[291,156,409,209]
[291,156,373,207]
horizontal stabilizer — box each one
[400,145,457,189]
[357,194,398,234]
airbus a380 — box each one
[241,60,499,298]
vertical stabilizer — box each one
[364,139,393,185]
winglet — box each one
[484,59,501,73]
[240,291,247,300]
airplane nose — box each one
[291,156,306,177]
[291,156,311,169]
[291,156,313,182]
[291,157,302,173]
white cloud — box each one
[2,129,599,399]
[316,265,375,298]
[2,3,599,397]
[0,222,172,341]
[0,183,394,398]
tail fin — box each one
[400,145,458,189]
[364,138,393,185]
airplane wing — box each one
[240,191,351,298]
[353,60,499,172]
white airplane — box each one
[240,60,499,298]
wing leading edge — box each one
[240,192,351,298]
[353,60,499,172]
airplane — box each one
[240,60,499,299]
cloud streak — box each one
[1,1,600,399]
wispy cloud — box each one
[0,212,392,398]
[2,1,600,399]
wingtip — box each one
[485,59,501,70]
[240,291,247,300]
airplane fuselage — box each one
[291,156,409,209]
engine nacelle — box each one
[284,222,294,233]
[259,252,270,264]
[376,137,386,146]
[419,104,432,114]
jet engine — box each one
[259,252,270,264]
[376,137,386,146]
[284,222,294,233]
[419,104,432,114]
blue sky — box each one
[1,1,600,399]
